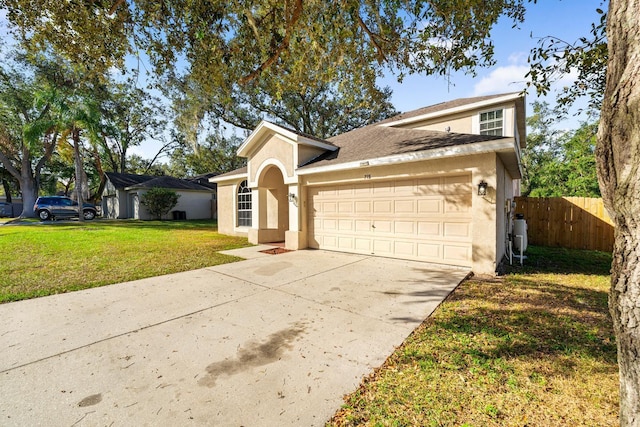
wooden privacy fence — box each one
[514,197,614,252]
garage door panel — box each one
[418,199,442,214]
[338,220,353,231]
[373,200,392,213]
[322,202,337,213]
[373,239,392,254]
[322,235,337,248]
[373,181,393,194]
[418,221,441,237]
[443,245,471,261]
[417,178,440,194]
[354,184,371,195]
[338,202,353,213]
[354,238,371,251]
[418,243,441,258]
[444,222,471,238]
[395,221,415,235]
[309,175,472,267]
[394,241,416,256]
[355,220,370,231]
[338,237,354,250]
[394,180,415,194]
[394,200,415,213]
[443,175,472,193]
[373,221,392,233]
[323,219,337,230]
[355,201,371,213]
[444,194,472,213]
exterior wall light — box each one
[478,180,488,196]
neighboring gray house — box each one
[102,172,217,220]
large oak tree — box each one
[1,0,638,423]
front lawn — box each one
[330,246,618,426]
[0,220,250,303]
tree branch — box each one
[356,13,387,62]
[239,0,303,84]
[0,148,21,180]
[108,0,127,16]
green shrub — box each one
[140,188,180,220]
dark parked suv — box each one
[33,196,98,221]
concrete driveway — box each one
[0,248,469,426]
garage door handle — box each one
[371,224,376,229]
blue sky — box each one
[381,0,606,119]
[1,1,606,160]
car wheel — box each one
[38,210,51,221]
[83,209,96,220]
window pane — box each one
[237,180,252,227]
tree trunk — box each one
[19,173,38,218]
[72,128,85,222]
[2,178,12,203]
[596,1,640,425]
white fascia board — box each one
[297,135,338,152]
[210,172,249,183]
[237,120,335,157]
[380,93,522,128]
[296,138,516,176]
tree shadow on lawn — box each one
[423,274,617,374]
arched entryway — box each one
[256,165,289,243]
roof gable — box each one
[237,120,337,158]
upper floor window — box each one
[480,109,503,136]
[237,180,252,227]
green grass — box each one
[330,246,618,427]
[0,220,250,303]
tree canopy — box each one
[522,102,600,197]
[1,1,528,93]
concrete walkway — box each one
[0,248,469,426]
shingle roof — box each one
[212,166,248,179]
[126,176,214,191]
[105,172,157,189]
[298,125,506,168]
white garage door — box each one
[308,175,472,267]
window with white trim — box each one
[237,180,252,227]
[479,109,504,136]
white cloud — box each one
[472,65,529,96]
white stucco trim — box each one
[297,138,516,176]
[251,158,299,187]
[237,120,337,157]
[380,92,522,128]
[210,171,249,183]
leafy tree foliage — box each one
[0,51,61,216]
[140,187,180,220]
[168,132,245,178]
[522,102,600,197]
[96,76,168,174]
[126,154,170,176]
[527,7,607,116]
[170,67,397,141]
[0,0,528,90]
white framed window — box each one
[479,109,504,136]
[237,180,252,227]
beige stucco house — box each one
[212,92,526,275]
